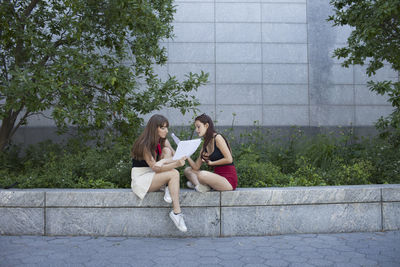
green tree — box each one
[328,0,400,146]
[0,0,208,150]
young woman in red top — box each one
[184,114,238,192]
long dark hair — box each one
[195,114,231,160]
[131,114,169,160]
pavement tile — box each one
[289,264,314,267]
[340,251,369,259]
[216,246,238,253]
[278,249,300,256]
[264,259,289,267]
[292,245,317,252]
[299,251,325,260]
[349,257,379,266]
[258,252,283,260]
[19,255,51,264]
[334,263,362,267]
[219,260,244,267]
[197,256,221,264]
[3,252,32,260]
[317,248,342,256]
[197,249,220,257]
[0,258,23,266]
[255,246,276,254]
[240,256,265,264]
[236,249,260,257]
[270,242,294,249]
[154,249,180,257]
[377,260,400,267]
[323,254,351,263]
[329,244,357,252]
[307,258,335,266]
[281,255,307,263]
[346,240,372,249]
[218,253,242,260]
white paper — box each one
[172,138,202,160]
[171,133,181,145]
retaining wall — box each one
[1,185,399,237]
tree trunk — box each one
[0,110,20,151]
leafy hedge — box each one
[0,128,399,189]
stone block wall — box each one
[1,185,399,237]
[141,0,397,127]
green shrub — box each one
[289,156,326,186]
[0,138,132,189]
[236,153,289,187]
[1,125,399,189]
[363,141,400,184]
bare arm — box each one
[207,135,233,166]
[144,149,185,173]
[187,150,203,171]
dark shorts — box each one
[214,165,238,190]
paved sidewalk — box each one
[0,231,399,267]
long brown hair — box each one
[131,114,169,160]
[195,114,231,160]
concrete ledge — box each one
[1,185,399,237]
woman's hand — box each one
[202,158,213,166]
[175,156,187,167]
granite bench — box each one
[1,185,399,237]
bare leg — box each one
[184,167,201,186]
[159,147,174,191]
[197,170,233,191]
[148,169,181,213]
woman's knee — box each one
[162,147,173,158]
[184,166,192,176]
[197,171,207,183]
[170,169,179,180]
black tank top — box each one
[204,134,233,166]
[132,144,161,168]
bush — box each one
[0,138,132,189]
[236,153,290,187]
[1,126,399,189]
[289,156,326,186]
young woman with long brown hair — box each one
[184,114,238,192]
[131,114,188,232]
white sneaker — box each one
[164,186,172,203]
[186,181,195,189]
[169,211,187,232]
[195,184,211,193]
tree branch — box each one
[23,0,40,18]
[39,37,75,66]
[9,110,30,139]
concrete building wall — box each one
[150,0,396,127]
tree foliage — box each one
[0,0,208,150]
[328,0,400,146]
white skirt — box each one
[131,167,155,199]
